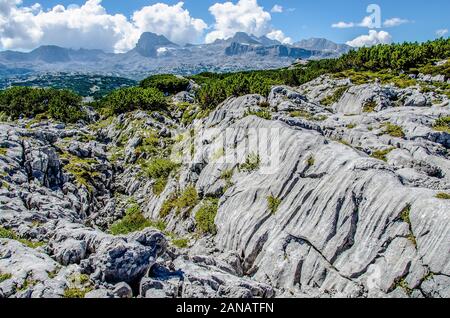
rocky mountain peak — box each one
[133,32,178,57]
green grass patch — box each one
[432,116,450,133]
[239,153,260,173]
[61,154,100,193]
[141,158,179,196]
[290,110,328,122]
[321,86,348,107]
[392,277,413,296]
[435,192,450,200]
[0,226,45,248]
[110,204,154,235]
[195,198,219,235]
[172,238,189,248]
[383,123,405,138]
[0,272,12,283]
[0,147,7,156]
[159,186,199,218]
[371,147,395,162]
[363,100,377,113]
[63,287,93,298]
[244,109,272,120]
[267,195,282,215]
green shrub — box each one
[239,153,260,172]
[159,186,199,218]
[321,86,348,106]
[400,204,412,225]
[172,238,189,248]
[392,278,413,296]
[363,100,377,113]
[0,272,12,283]
[346,123,357,129]
[140,74,190,95]
[0,87,85,123]
[432,116,450,133]
[141,158,179,196]
[290,110,327,121]
[0,111,9,122]
[176,186,199,215]
[383,123,405,138]
[436,193,450,200]
[63,287,93,298]
[0,226,44,248]
[267,195,282,215]
[99,87,167,116]
[371,147,395,162]
[109,204,152,235]
[307,156,315,166]
[195,198,219,235]
[244,109,272,120]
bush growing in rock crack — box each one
[239,153,260,172]
[0,271,12,283]
[110,204,165,235]
[321,86,348,107]
[195,198,219,235]
[382,123,405,138]
[141,158,179,196]
[371,148,396,162]
[267,196,282,215]
[0,226,44,248]
[159,186,199,218]
[432,116,450,133]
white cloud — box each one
[131,2,207,46]
[266,30,292,44]
[0,0,207,53]
[436,29,448,37]
[332,21,355,29]
[270,4,283,13]
[383,18,409,27]
[205,0,289,44]
[346,30,392,47]
[358,16,374,28]
[333,16,409,29]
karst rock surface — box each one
[0,74,449,298]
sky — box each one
[1,0,449,52]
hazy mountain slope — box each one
[0,32,346,80]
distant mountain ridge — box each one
[0,32,349,79]
[294,38,351,53]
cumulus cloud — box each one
[0,0,207,52]
[331,21,355,29]
[346,30,392,47]
[436,29,448,37]
[205,0,290,44]
[205,0,271,43]
[270,4,283,13]
[333,16,409,29]
[266,30,292,44]
[383,18,409,27]
[131,2,207,46]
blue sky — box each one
[4,0,450,52]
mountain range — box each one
[0,32,351,80]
